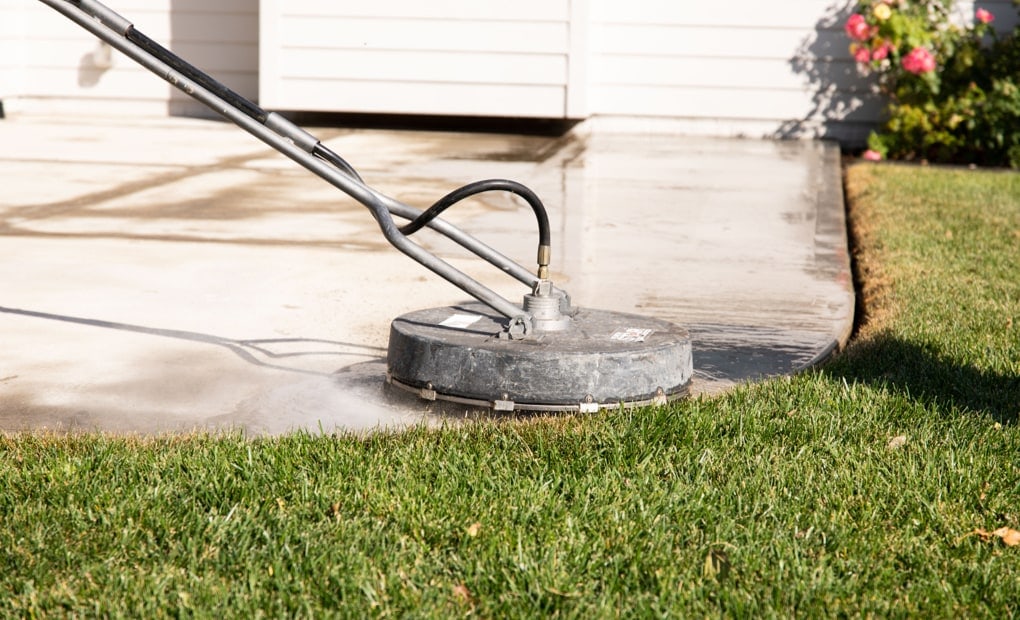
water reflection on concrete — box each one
[459,130,854,398]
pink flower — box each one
[853,45,872,63]
[845,14,874,42]
[901,47,936,74]
[871,42,893,61]
[862,149,883,161]
[976,8,994,24]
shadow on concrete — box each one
[823,333,1019,424]
[689,323,838,389]
[0,305,385,378]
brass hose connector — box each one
[537,244,551,280]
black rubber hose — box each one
[125,26,267,123]
[313,143,364,183]
[399,179,551,247]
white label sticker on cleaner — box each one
[440,313,483,329]
[610,328,653,342]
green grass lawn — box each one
[3,163,1019,617]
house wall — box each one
[586,0,878,141]
[256,0,1017,141]
[0,0,258,117]
[0,0,28,105]
[258,0,581,118]
[255,0,879,140]
[2,0,1015,141]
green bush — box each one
[846,0,1020,168]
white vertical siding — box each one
[586,0,1016,139]
[257,0,884,137]
[161,0,260,117]
[587,0,879,140]
[259,0,575,118]
[565,0,591,117]
[4,0,1013,141]
[0,0,258,117]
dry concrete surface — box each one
[0,115,854,434]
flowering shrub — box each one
[845,1,1020,168]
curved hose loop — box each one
[399,179,551,247]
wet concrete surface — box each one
[0,115,854,434]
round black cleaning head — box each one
[386,302,693,412]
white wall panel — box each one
[7,0,1009,141]
[258,0,879,136]
[1,0,258,116]
[0,1,27,99]
[259,0,577,117]
[277,49,567,86]
[268,80,565,118]
[592,1,841,28]
[279,0,569,22]
[278,17,569,55]
[587,0,875,140]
